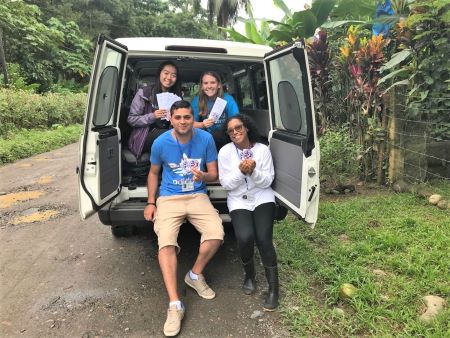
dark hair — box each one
[198,71,224,118]
[223,114,260,144]
[170,99,192,115]
[154,61,182,97]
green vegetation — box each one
[0,89,84,165]
[0,124,82,164]
[0,89,85,138]
[0,0,223,92]
[319,129,361,186]
[275,184,450,336]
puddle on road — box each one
[11,209,59,225]
[17,163,32,168]
[0,190,45,209]
[37,175,54,184]
[34,157,51,162]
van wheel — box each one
[111,225,135,237]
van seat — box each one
[122,148,150,187]
[122,148,150,163]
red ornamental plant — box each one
[307,30,331,134]
[341,28,387,117]
[339,26,389,180]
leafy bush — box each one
[0,125,82,164]
[0,63,40,92]
[0,89,86,138]
[319,128,361,186]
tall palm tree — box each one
[191,0,252,27]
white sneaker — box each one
[184,272,216,299]
[163,304,185,336]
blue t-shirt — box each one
[150,129,218,196]
[192,92,239,133]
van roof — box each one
[116,37,272,58]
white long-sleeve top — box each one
[218,142,275,212]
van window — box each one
[236,72,254,109]
[93,46,124,127]
[94,66,118,126]
[268,53,308,135]
[254,67,268,109]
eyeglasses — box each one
[227,124,244,135]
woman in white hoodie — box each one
[218,114,279,311]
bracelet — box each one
[147,202,156,206]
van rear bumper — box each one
[98,198,230,227]
[98,198,287,227]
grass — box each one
[0,124,82,164]
[275,183,450,337]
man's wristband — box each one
[147,202,156,206]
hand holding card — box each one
[208,97,227,122]
[156,92,182,121]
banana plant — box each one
[220,12,272,45]
[268,0,337,43]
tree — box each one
[0,27,9,86]
[1,0,92,91]
[191,0,252,27]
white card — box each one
[156,92,182,120]
[208,97,227,122]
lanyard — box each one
[176,137,193,158]
[234,145,251,191]
[176,133,194,176]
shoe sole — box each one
[263,306,277,312]
[243,287,255,295]
[163,311,185,337]
[184,277,216,299]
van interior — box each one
[120,57,270,188]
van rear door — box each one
[78,35,128,219]
[264,41,320,226]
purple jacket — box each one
[127,86,157,127]
[126,86,156,158]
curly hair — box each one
[222,114,261,144]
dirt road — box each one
[0,143,288,338]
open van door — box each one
[78,35,128,219]
[264,41,320,226]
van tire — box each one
[111,225,135,237]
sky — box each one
[247,0,310,21]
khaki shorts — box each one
[154,193,224,251]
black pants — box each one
[230,202,277,267]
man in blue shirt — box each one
[144,100,224,337]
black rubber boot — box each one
[263,266,279,311]
[242,260,256,295]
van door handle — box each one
[308,185,316,202]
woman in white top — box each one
[218,114,279,311]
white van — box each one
[77,35,320,236]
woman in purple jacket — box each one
[127,61,182,158]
